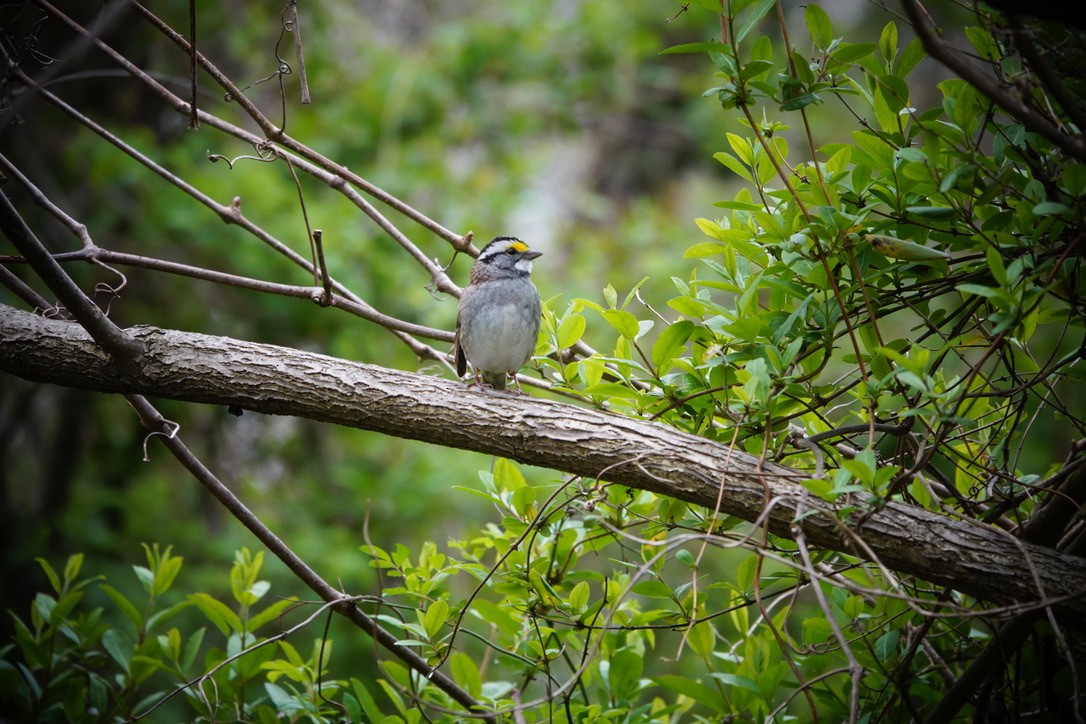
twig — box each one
[311,230,332,306]
[287,0,310,104]
[187,0,198,128]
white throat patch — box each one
[514,259,534,274]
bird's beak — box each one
[524,250,543,260]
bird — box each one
[453,236,543,391]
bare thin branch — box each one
[287,0,310,104]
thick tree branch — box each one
[2,304,1084,615]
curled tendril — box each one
[89,258,127,315]
[39,305,68,320]
[142,419,181,461]
[207,142,278,169]
[224,59,292,104]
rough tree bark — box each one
[2,303,1084,615]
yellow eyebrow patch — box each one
[509,240,530,253]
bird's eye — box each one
[505,248,517,255]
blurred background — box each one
[0,0,947,687]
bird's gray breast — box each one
[459,280,541,373]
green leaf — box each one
[964,26,999,62]
[449,651,482,698]
[187,593,243,636]
[686,620,715,658]
[734,553,757,592]
[277,639,306,668]
[714,151,755,183]
[879,21,898,64]
[842,595,865,618]
[511,485,537,517]
[832,42,877,64]
[780,92,820,111]
[182,627,206,671]
[583,382,643,400]
[905,205,957,220]
[661,41,727,55]
[602,309,640,340]
[675,549,696,569]
[102,629,133,674]
[898,37,926,76]
[727,132,754,165]
[875,630,900,662]
[802,617,832,644]
[350,679,387,723]
[603,284,618,309]
[684,241,727,258]
[986,248,1008,285]
[735,0,776,44]
[493,457,526,492]
[800,476,835,501]
[867,234,949,261]
[957,283,1000,299]
[851,130,895,169]
[133,565,155,594]
[578,356,605,387]
[1033,201,1071,216]
[35,557,62,595]
[62,553,84,586]
[1059,164,1086,197]
[153,554,183,597]
[567,581,590,613]
[470,599,520,637]
[653,675,727,711]
[805,4,834,49]
[631,580,674,599]
[651,320,694,371]
[265,682,303,714]
[711,672,761,694]
[247,598,298,632]
[422,600,449,639]
[739,59,773,81]
[557,313,586,349]
[608,650,644,700]
[100,584,144,631]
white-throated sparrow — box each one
[454,236,543,391]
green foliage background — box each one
[2,0,1084,721]
[3,0,727,612]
